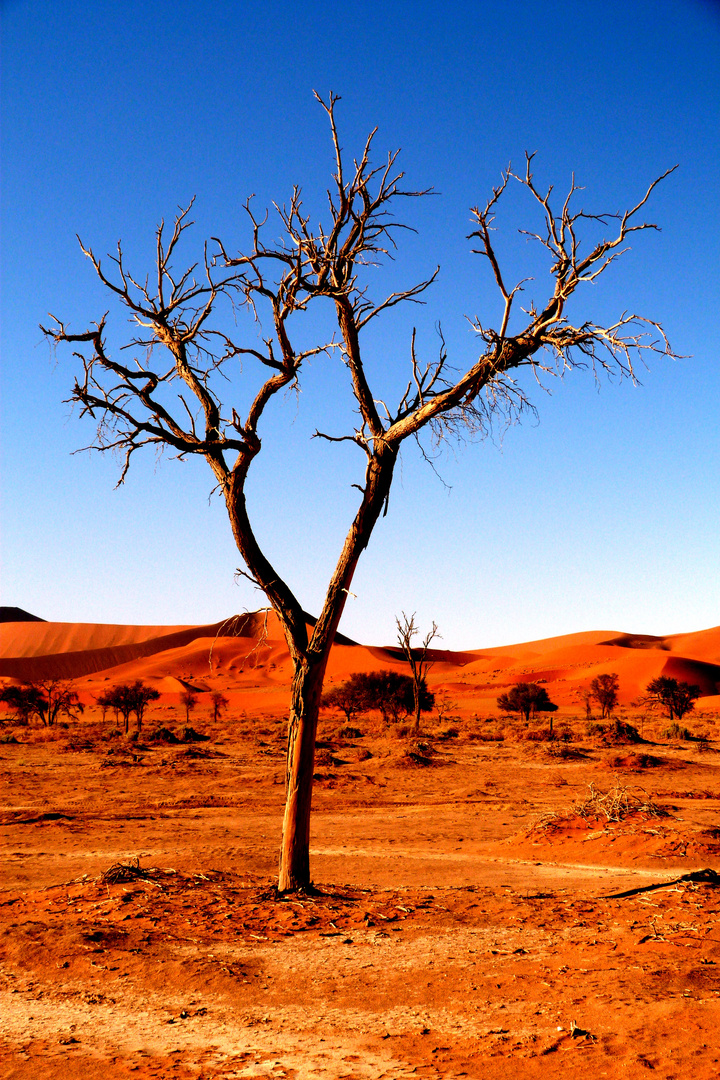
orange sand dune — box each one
[0,622,228,682]
[457,642,720,704]
[472,628,623,662]
[1,613,719,709]
[664,625,720,664]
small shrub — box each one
[148,727,180,744]
[181,726,210,743]
[315,749,336,767]
[338,726,363,739]
[607,720,643,744]
[435,726,459,740]
[586,722,606,737]
[603,752,663,770]
[391,723,413,739]
[0,733,18,744]
[546,741,585,760]
[525,726,555,742]
[400,748,434,767]
[664,722,693,741]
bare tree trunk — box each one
[413,685,422,731]
[278,657,329,892]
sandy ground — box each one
[2,615,720,1078]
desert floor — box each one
[2,615,720,1078]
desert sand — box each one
[2,609,720,1079]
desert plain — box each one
[2,608,720,1079]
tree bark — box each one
[278,657,329,892]
[413,685,421,731]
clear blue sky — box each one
[2,0,719,649]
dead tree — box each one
[42,93,677,892]
[396,612,440,730]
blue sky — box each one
[1,0,719,649]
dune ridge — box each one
[0,612,718,706]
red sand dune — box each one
[1,611,719,710]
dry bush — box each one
[391,723,414,739]
[148,727,181,744]
[338,726,364,739]
[181,726,210,743]
[314,748,339,768]
[524,727,553,742]
[586,719,643,744]
[602,752,664,770]
[396,739,439,767]
[664,722,694,741]
[533,781,669,835]
[434,726,460,741]
[546,741,586,761]
[23,727,64,744]
[576,782,668,821]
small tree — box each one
[211,691,229,723]
[181,691,198,724]
[43,94,677,891]
[367,669,434,723]
[322,678,367,723]
[497,682,558,728]
[0,684,42,724]
[131,682,160,729]
[98,681,159,733]
[0,680,84,727]
[589,673,620,719]
[106,684,135,733]
[95,686,117,725]
[645,676,700,721]
[323,669,433,725]
[396,612,440,731]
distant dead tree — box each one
[644,676,700,721]
[396,612,440,730]
[589,673,620,719]
[43,93,677,892]
[211,691,229,723]
[0,680,84,727]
